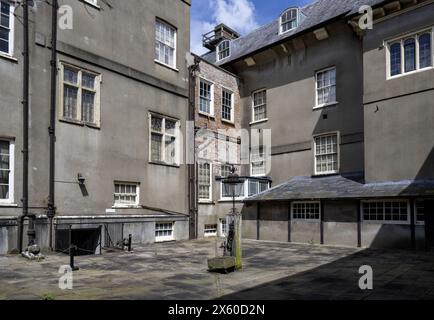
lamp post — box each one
[221,165,243,270]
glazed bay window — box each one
[316,67,336,108]
[204,224,217,237]
[155,19,176,69]
[362,201,409,223]
[221,89,233,121]
[198,162,212,202]
[252,89,267,122]
[388,29,433,77]
[61,64,101,126]
[114,182,139,207]
[314,133,338,175]
[291,202,320,221]
[199,79,213,115]
[217,40,230,61]
[220,178,269,200]
[251,146,266,176]
[0,1,13,56]
[155,222,174,242]
[149,114,179,165]
[0,139,13,204]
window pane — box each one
[419,33,432,69]
[248,180,258,196]
[200,81,212,114]
[151,133,162,162]
[165,136,176,164]
[222,90,232,120]
[155,20,176,67]
[82,90,95,123]
[390,43,402,76]
[63,85,78,120]
[151,116,162,132]
[404,38,416,73]
[165,119,176,135]
[64,67,78,84]
[82,73,96,89]
[0,29,9,54]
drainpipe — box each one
[188,57,200,239]
[47,0,58,251]
[18,0,32,251]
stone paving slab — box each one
[0,239,433,300]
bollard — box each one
[69,245,79,271]
[128,234,132,252]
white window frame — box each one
[155,18,177,70]
[148,113,180,166]
[315,66,337,109]
[291,201,321,221]
[59,62,102,126]
[113,182,140,208]
[198,78,214,116]
[361,200,410,225]
[313,132,340,176]
[0,0,14,57]
[216,40,230,62]
[250,145,267,177]
[219,218,227,238]
[279,8,299,35]
[386,27,434,80]
[204,224,218,237]
[251,89,268,124]
[0,139,14,205]
[155,222,174,242]
[221,87,234,123]
[220,164,232,177]
[198,161,213,203]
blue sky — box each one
[191,0,313,54]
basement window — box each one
[0,139,14,204]
[155,222,174,242]
[204,224,218,237]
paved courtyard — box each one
[0,239,434,300]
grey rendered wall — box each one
[232,20,364,182]
[363,3,434,182]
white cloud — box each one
[191,0,259,55]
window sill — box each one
[149,161,180,168]
[249,118,268,125]
[112,205,141,209]
[198,200,215,205]
[0,53,18,63]
[387,66,434,80]
[313,172,339,177]
[221,118,235,125]
[362,221,410,225]
[292,219,320,223]
[79,0,101,10]
[313,101,338,110]
[155,60,179,72]
[218,199,245,203]
[59,118,100,129]
[0,203,18,207]
[198,112,215,119]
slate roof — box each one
[245,172,434,202]
[201,0,386,65]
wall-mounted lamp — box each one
[77,173,86,185]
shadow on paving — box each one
[219,248,434,300]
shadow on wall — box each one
[218,247,434,300]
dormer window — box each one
[217,40,230,61]
[280,8,299,34]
